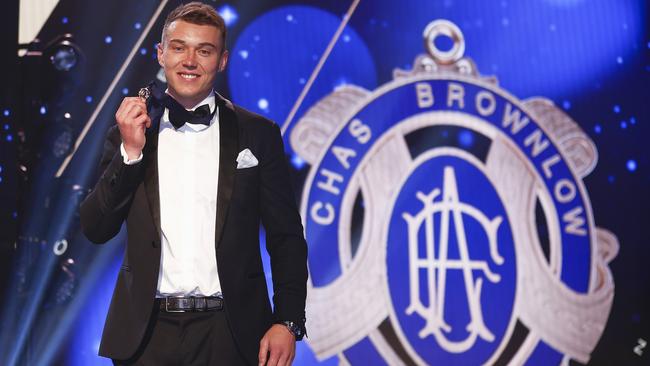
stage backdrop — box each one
[1,0,648,365]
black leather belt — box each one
[158,296,224,312]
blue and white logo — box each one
[387,153,516,364]
[291,20,618,366]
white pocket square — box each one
[236,148,258,169]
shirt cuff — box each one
[120,143,143,165]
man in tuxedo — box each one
[79,2,307,365]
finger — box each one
[266,346,283,366]
[132,98,147,111]
[133,113,148,123]
[118,97,130,110]
[258,338,269,366]
[133,115,150,131]
[116,98,142,124]
[118,97,138,112]
[115,99,127,122]
[117,101,135,122]
[121,97,145,113]
[133,97,147,106]
[283,346,295,366]
[125,102,147,120]
[145,116,152,129]
[276,353,289,366]
[267,354,280,366]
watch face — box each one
[284,321,304,339]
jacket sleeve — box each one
[79,125,145,244]
[259,122,308,332]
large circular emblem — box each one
[291,20,618,365]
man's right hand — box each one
[115,97,151,160]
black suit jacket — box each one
[79,93,308,364]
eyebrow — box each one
[168,39,218,50]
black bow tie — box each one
[163,96,215,129]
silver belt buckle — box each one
[164,297,186,313]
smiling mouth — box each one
[179,73,199,79]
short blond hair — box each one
[161,2,226,51]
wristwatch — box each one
[278,320,306,341]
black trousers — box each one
[112,305,248,366]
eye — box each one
[198,49,211,56]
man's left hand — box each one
[258,324,296,366]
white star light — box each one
[258,98,269,110]
[218,5,238,27]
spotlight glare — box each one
[218,5,238,26]
[257,98,269,110]
[626,159,637,172]
[458,130,474,147]
[291,155,305,169]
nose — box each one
[182,51,197,68]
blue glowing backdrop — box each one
[0,0,647,365]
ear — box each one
[157,42,164,68]
[218,50,229,72]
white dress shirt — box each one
[120,92,222,297]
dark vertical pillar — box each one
[0,0,20,295]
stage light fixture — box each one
[50,43,78,72]
[18,33,85,106]
[44,35,82,73]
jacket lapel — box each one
[143,103,164,243]
[215,93,238,248]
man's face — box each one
[157,20,228,108]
